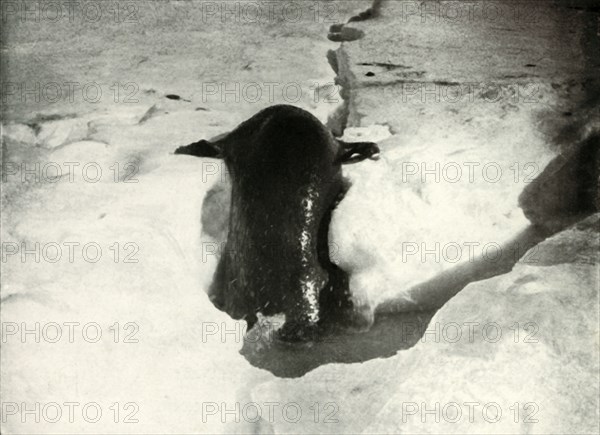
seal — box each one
[175,104,379,341]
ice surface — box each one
[2,0,598,433]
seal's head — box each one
[175,105,379,340]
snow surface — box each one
[2,0,597,433]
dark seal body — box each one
[175,105,379,340]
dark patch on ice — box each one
[329,23,344,33]
[519,132,599,231]
[25,112,78,135]
[365,72,375,77]
[28,113,77,123]
[394,71,426,79]
[1,293,39,305]
[348,8,376,22]
[24,123,42,136]
[503,73,538,79]
[1,294,19,304]
[348,0,383,22]
[433,80,460,86]
[138,105,160,124]
[358,62,411,71]
[195,107,209,111]
[328,27,365,42]
[510,274,539,288]
[327,50,339,74]
[165,94,191,102]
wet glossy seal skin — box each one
[175,104,379,341]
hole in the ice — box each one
[166,94,181,100]
[365,71,375,77]
[239,311,435,378]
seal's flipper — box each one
[174,139,224,158]
[335,140,380,164]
